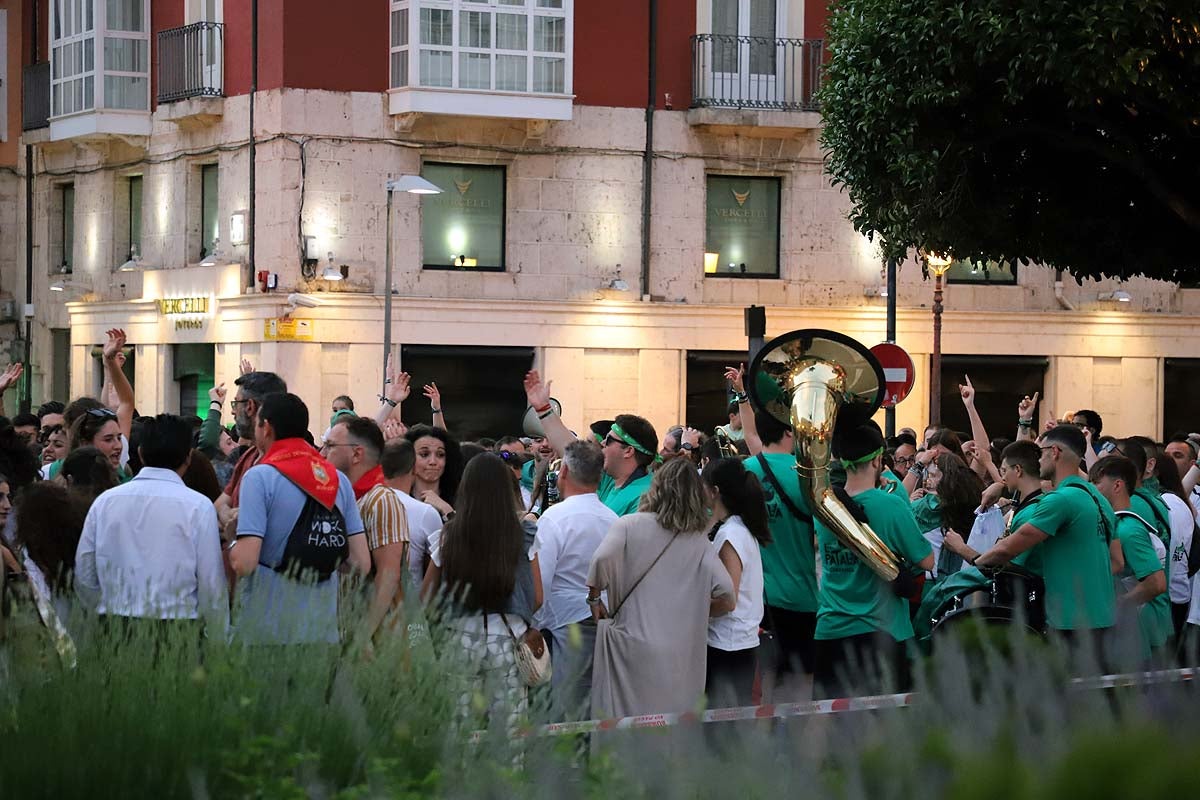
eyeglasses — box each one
[1039,445,1059,454]
[86,408,117,419]
[894,456,916,466]
[319,442,357,452]
[603,435,627,448]
[230,398,250,409]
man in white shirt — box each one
[75,414,228,639]
[381,439,443,588]
[530,439,617,718]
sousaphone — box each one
[747,329,901,580]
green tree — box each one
[819,0,1200,281]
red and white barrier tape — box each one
[470,666,1197,743]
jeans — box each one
[547,620,598,720]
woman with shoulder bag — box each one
[587,458,735,721]
[425,453,544,732]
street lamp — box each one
[924,250,954,426]
[382,175,443,395]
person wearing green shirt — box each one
[1115,437,1173,556]
[594,415,658,516]
[741,407,821,692]
[813,420,934,699]
[977,425,1121,649]
[1090,456,1170,663]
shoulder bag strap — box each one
[610,532,679,620]
[1063,484,1113,542]
[756,454,813,525]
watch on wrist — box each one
[681,442,694,452]
[586,595,603,606]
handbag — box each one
[500,612,552,688]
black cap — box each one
[589,419,615,443]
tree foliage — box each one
[819,0,1200,281]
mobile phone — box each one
[1099,441,1116,455]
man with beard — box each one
[215,370,287,539]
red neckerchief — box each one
[352,464,385,500]
[259,438,339,510]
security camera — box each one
[285,293,322,308]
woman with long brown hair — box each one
[423,453,542,729]
[587,458,735,721]
[913,453,985,577]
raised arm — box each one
[726,364,762,455]
[0,363,24,419]
[1015,392,1039,442]
[372,354,410,426]
[103,329,135,440]
[958,375,991,453]
[523,370,575,454]
[423,382,446,432]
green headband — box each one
[609,423,656,458]
[841,447,884,469]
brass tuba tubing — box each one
[790,361,901,581]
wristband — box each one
[210,401,222,409]
[379,396,398,408]
[430,407,442,414]
[586,595,603,606]
[534,403,552,414]
[537,409,553,420]
[731,391,748,405]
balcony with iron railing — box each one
[690,35,823,128]
[158,21,224,104]
[22,63,51,131]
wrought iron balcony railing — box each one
[158,22,224,104]
[691,35,823,112]
[22,63,51,131]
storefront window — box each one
[1164,359,1200,439]
[946,258,1017,285]
[174,343,215,417]
[420,163,505,271]
[705,175,781,278]
[686,350,745,432]
[399,344,532,439]
[938,355,1046,437]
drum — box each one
[930,565,1046,636]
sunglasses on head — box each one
[86,408,118,419]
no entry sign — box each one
[871,342,915,408]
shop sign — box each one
[157,296,211,331]
[265,318,315,341]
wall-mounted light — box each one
[1099,289,1132,303]
[605,266,629,292]
[50,279,88,293]
[199,236,223,266]
[321,252,344,281]
[386,175,443,195]
[453,255,478,268]
[864,285,888,298]
[704,252,719,274]
[118,244,142,272]
[229,210,248,245]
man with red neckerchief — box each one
[229,393,369,645]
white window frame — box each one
[50,0,152,139]
[389,0,574,121]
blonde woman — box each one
[587,458,735,721]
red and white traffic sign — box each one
[871,342,915,408]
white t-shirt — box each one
[707,515,764,652]
[1161,492,1195,604]
[922,527,944,579]
[393,488,443,587]
[529,492,617,631]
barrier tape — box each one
[470,666,1197,743]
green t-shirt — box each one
[1022,477,1116,630]
[520,459,536,492]
[1008,492,1045,574]
[597,471,652,517]
[1114,511,1171,657]
[1130,487,1171,553]
[911,493,943,533]
[815,488,933,641]
[745,453,818,613]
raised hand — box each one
[0,363,23,394]
[682,427,702,449]
[524,370,552,410]
[209,382,227,404]
[240,357,254,376]
[382,419,407,442]
[958,374,976,406]
[102,329,127,361]
[724,364,746,395]
[1018,391,1039,420]
[382,354,412,404]
[422,382,442,409]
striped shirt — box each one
[358,483,409,551]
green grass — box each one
[2,590,1198,799]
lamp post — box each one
[925,251,953,426]
[382,176,443,396]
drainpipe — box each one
[1053,268,1074,311]
[247,0,258,290]
[638,0,658,301]
[21,4,40,414]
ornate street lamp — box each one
[924,251,954,426]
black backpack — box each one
[271,494,349,583]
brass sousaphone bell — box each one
[522,397,563,438]
[747,329,901,581]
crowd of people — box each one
[3,328,1200,732]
